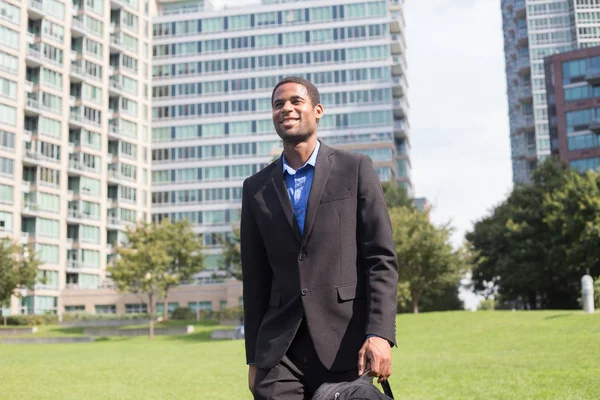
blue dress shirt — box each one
[282,141,320,234]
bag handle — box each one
[360,370,394,399]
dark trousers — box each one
[253,320,359,400]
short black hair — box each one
[271,76,321,108]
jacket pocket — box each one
[269,292,281,307]
[336,283,365,302]
[321,190,353,204]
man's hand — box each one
[248,364,257,394]
[358,336,392,383]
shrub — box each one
[61,313,148,322]
[478,298,495,311]
[171,307,196,320]
[5,314,59,326]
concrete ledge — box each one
[211,329,236,340]
[2,337,94,344]
[84,325,194,337]
[60,319,148,328]
[0,327,38,336]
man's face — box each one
[272,83,323,144]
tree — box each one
[0,240,42,326]
[381,181,414,209]
[158,220,204,321]
[467,158,600,309]
[389,207,465,313]
[218,226,241,280]
[108,220,204,337]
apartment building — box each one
[151,0,410,267]
[502,0,600,184]
[545,45,600,171]
[0,0,152,315]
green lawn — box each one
[1,311,599,399]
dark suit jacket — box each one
[241,141,398,372]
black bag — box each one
[312,371,394,400]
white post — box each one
[582,274,595,314]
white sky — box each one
[217,0,513,247]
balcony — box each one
[391,56,407,76]
[24,97,42,116]
[107,217,136,230]
[23,150,60,166]
[521,115,535,131]
[393,97,409,118]
[517,27,528,46]
[392,76,408,97]
[66,260,98,271]
[589,119,600,134]
[390,34,406,55]
[70,64,85,82]
[68,159,99,175]
[584,68,600,86]
[20,232,31,244]
[390,10,405,34]
[69,108,101,129]
[21,201,42,216]
[26,46,43,67]
[71,18,85,37]
[108,78,127,97]
[110,0,134,10]
[514,0,526,18]
[517,57,531,74]
[394,119,409,139]
[107,170,135,184]
[517,85,533,101]
[28,0,45,19]
[25,32,36,44]
[109,34,126,53]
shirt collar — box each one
[282,141,320,175]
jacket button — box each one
[298,253,305,261]
[301,288,308,296]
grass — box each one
[1,311,599,399]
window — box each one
[37,244,59,264]
[0,103,16,126]
[0,0,20,24]
[0,50,17,74]
[0,210,12,231]
[95,304,116,314]
[0,130,14,150]
[0,156,13,176]
[125,303,147,313]
[203,17,223,33]
[311,6,332,22]
[256,34,277,48]
[0,183,12,204]
[229,14,250,30]
[0,24,18,49]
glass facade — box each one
[152,0,410,264]
[502,0,600,184]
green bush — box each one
[5,314,59,326]
[61,312,148,322]
[478,298,495,311]
[171,307,196,320]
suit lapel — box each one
[271,157,302,243]
[302,143,334,245]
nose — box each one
[281,101,294,113]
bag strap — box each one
[361,370,394,399]
[380,379,394,399]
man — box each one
[241,76,399,399]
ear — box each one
[314,104,324,120]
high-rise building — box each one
[151,0,410,269]
[544,45,600,171]
[502,0,600,184]
[0,0,153,315]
